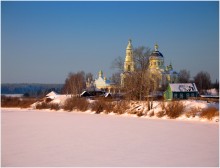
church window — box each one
[154,62,156,65]
[158,62,160,66]
[191,93,194,97]
[128,65,131,71]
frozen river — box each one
[1,108,219,167]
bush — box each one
[50,103,60,111]
[156,111,166,118]
[75,98,89,111]
[165,101,185,119]
[113,101,130,115]
[1,96,37,108]
[90,99,105,114]
[137,111,144,117]
[36,102,50,109]
[104,102,114,114]
[90,98,114,114]
[63,98,74,111]
[128,105,141,115]
[160,101,166,110]
[149,111,154,117]
[200,107,219,120]
[185,107,201,118]
[63,97,89,112]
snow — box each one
[1,108,219,167]
[50,94,71,105]
[45,91,59,99]
[206,88,219,96]
[169,83,198,92]
[1,94,24,97]
[45,91,72,104]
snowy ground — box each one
[1,108,219,167]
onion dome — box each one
[150,44,164,58]
[98,70,103,78]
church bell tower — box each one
[124,39,135,72]
[121,39,135,87]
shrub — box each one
[104,102,114,114]
[36,102,50,109]
[185,107,201,118]
[137,111,143,117]
[90,99,104,114]
[63,98,74,111]
[63,97,89,112]
[156,111,166,118]
[128,105,142,115]
[90,98,114,114]
[149,111,154,117]
[1,96,37,108]
[128,110,138,115]
[165,101,185,119]
[50,103,60,111]
[35,102,60,111]
[160,101,166,110]
[113,101,130,115]
[200,107,219,120]
[75,98,89,111]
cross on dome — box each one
[155,43,159,51]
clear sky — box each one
[1,1,219,84]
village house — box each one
[163,83,199,100]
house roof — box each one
[104,92,112,98]
[80,91,91,97]
[46,91,58,97]
[169,83,198,92]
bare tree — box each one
[133,46,152,71]
[123,72,139,100]
[85,73,93,82]
[111,46,152,73]
[110,72,121,86]
[122,69,160,103]
[178,69,190,83]
[119,46,160,103]
[194,71,211,93]
[111,56,124,73]
[62,71,86,97]
[211,79,219,91]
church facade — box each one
[121,39,178,88]
[86,70,115,92]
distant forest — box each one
[1,84,63,97]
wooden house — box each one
[164,83,199,100]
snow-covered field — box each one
[1,108,219,167]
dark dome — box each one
[150,51,163,57]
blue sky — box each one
[1,1,219,83]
